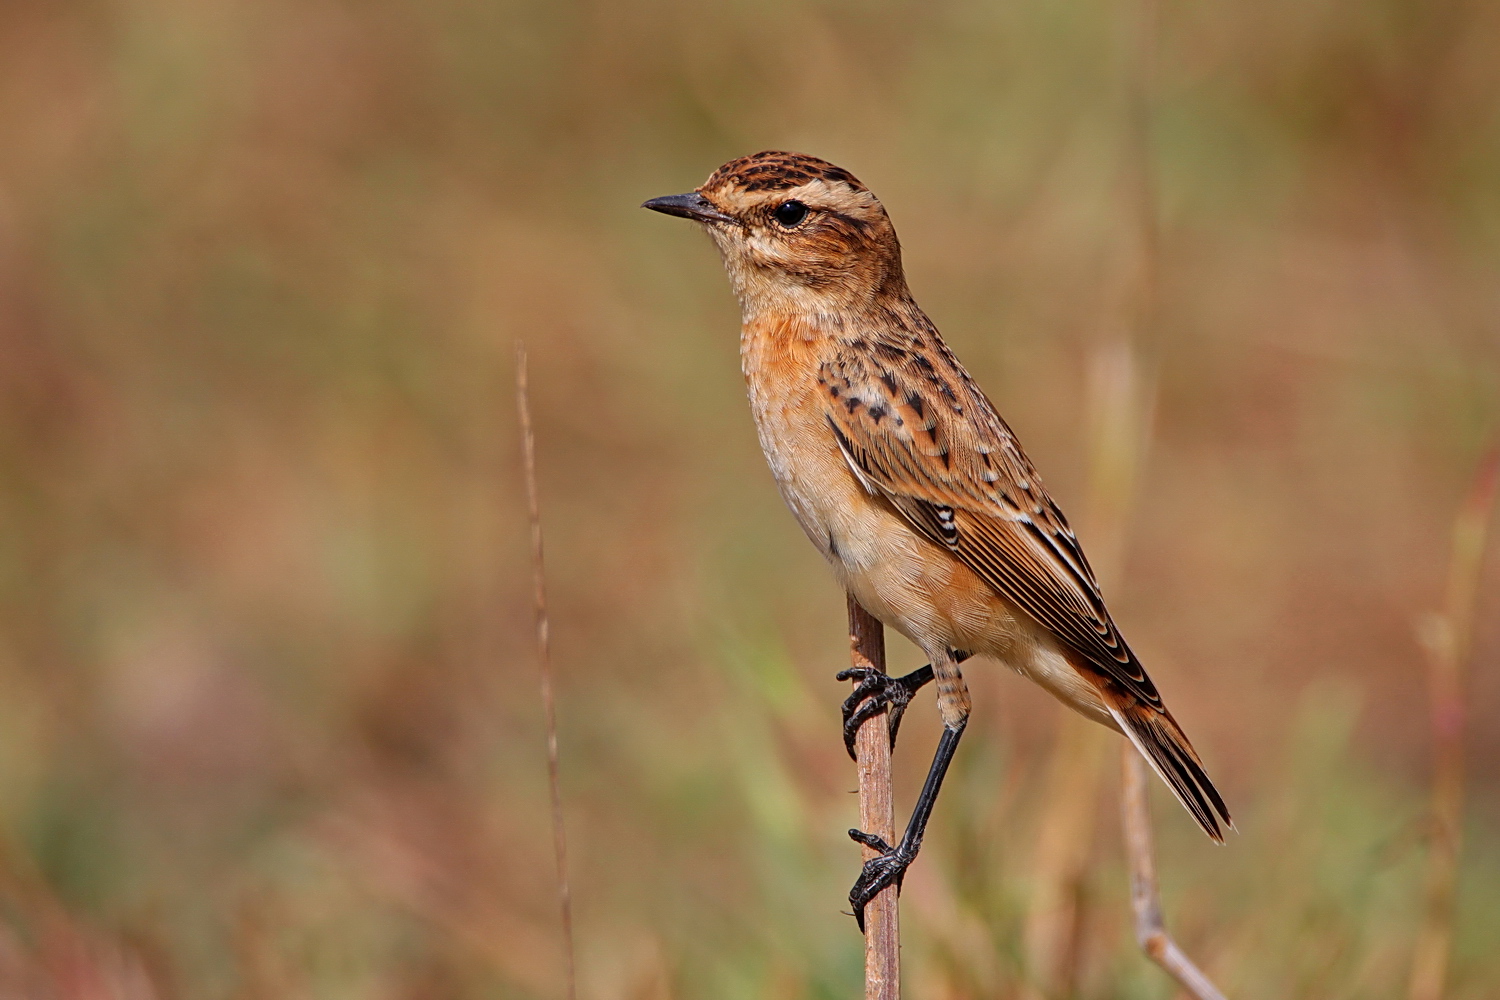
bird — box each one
[643,151,1230,930]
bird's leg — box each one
[837,650,971,760]
[847,650,970,932]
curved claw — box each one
[842,694,890,759]
[837,664,937,760]
[838,668,891,723]
[848,828,893,853]
[847,832,915,933]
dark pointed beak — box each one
[641,191,735,225]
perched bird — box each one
[644,151,1230,928]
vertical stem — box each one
[1409,443,1499,1000]
[848,594,899,1000]
[1121,747,1227,1000]
[1113,1,1229,996]
[1023,0,1162,985]
[517,344,578,1000]
[1021,341,1155,999]
[1120,748,1163,948]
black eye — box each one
[773,200,808,228]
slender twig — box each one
[1021,342,1154,998]
[1022,5,1163,992]
[517,343,578,1000]
[848,595,899,1000]
[1094,346,1227,1000]
[1409,442,1499,1000]
[1121,748,1227,1000]
[1115,0,1231,992]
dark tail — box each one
[1107,695,1232,843]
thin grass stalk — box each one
[517,343,579,1000]
[1114,0,1230,993]
[1408,442,1500,1000]
[1027,0,1234,990]
[1021,342,1152,997]
[1021,0,1164,983]
[848,595,899,1000]
[1120,750,1227,1000]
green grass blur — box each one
[1,0,1498,996]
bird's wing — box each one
[819,345,1163,709]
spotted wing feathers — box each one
[820,338,1162,710]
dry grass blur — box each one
[1,0,1499,997]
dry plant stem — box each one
[1409,443,1500,1000]
[1022,0,1164,987]
[1114,0,1230,993]
[848,594,899,1000]
[1021,343,1152,998]
[1121,747,1227,1000]
[517,343,578,1000]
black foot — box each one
[836,665,933,759]
[837,652,971,760]
[846,828,915,933]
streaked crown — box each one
[702,151,867,195]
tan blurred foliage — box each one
[0,0,1497,996]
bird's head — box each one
[643,151,906,317]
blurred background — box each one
[1,0,1499,997]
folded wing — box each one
[819,345,1162,710]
